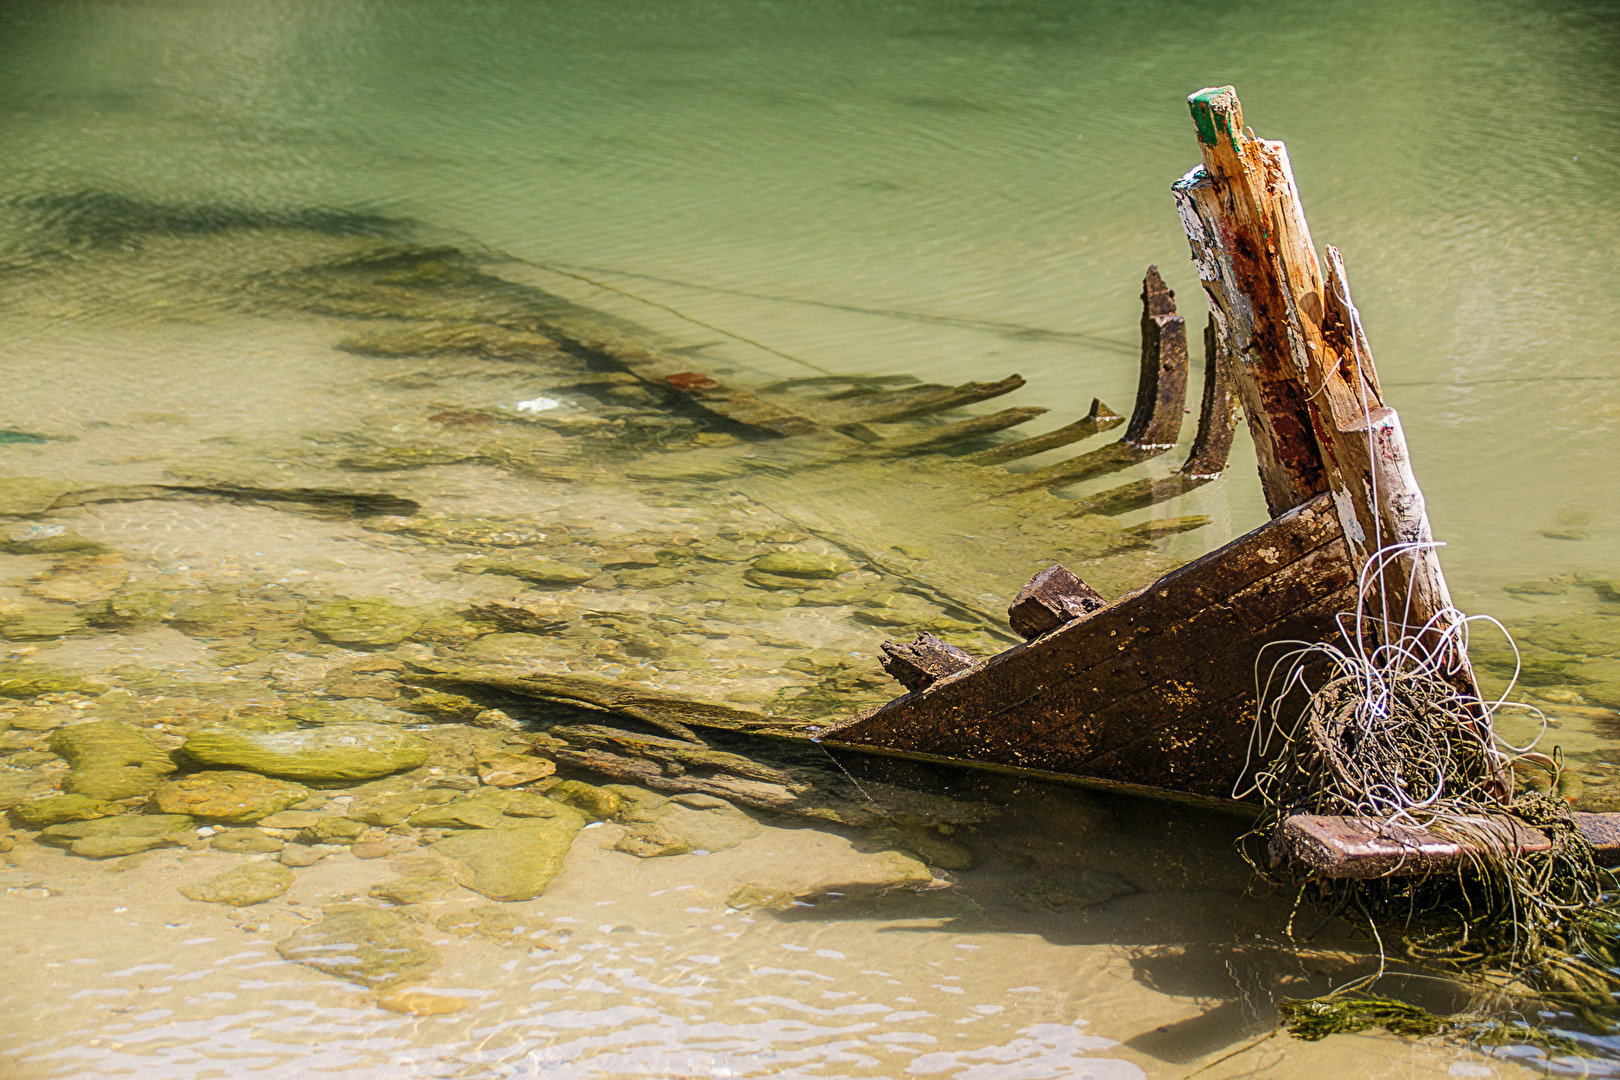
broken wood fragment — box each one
[544,317,820,437]
[1271,812,1620,879]
[860,406,1049,453]
[841,375,1027,423]
[879,633,975,692]
[1006,566,1107,640]
[962,399,1124,466]
[1123,267,1189,449]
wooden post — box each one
[1172,87,1470,673]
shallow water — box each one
[0,1,1617,1076]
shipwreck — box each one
[816,87,1620,877]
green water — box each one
[0,0,1618,1076]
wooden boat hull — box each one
[821,492,1353,801]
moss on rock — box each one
[50,720,178,800]
[181,862,293,906]
[300,598,424,647]
[182,723,429,782]
[152,771,311,823]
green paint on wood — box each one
[1188,86,1238,147]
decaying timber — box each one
[1272,813,1620,879]
[821,88,1481,809]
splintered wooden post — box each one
[879,633,975,692]
[1173,86,1470,675]
[1006,565,1107,640]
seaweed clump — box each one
[1239,565,1620,1043]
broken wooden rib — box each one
[1004,268,1188,493]
[543,317,821,437]
[879,633,975,692]
[1272,813,1620,878]
[1065,315,1241,518]
[822,494,1353,800]
[962,398,1124,465]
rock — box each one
[182,724,429,781]
[1011,869,1136,912]
[40,812,194,857]
[618,792,764,853]
[181,862,294,906]
[435,905,556,949]
[92,588,174,628]
[10,794,123,828]
[256,810,322,829]
[477,752,555,787]
[1504,580,1568,596]
[749,552,854,579]
[278,845,326,867]
[0,771,54,810]
[408,789,570,830]
[547,780,622,821]
[276,907,439,988]
[411,615,497,646]
[370,876,455,905]
[0,663,105,699]
[726,883,800,911]
[152,771,311,823]
[0,477,78,516]
[613,567,682,589]
[463,632,558,665]
[466,598,572,634]
[458,558,595,587]
[431,809,585,901]
[615,822,692,858]
[0,607,89,640]
[397,688,487,722]
[301,598,424,647]
[302,817,367,844]
[350,789,457,827]
[1582,682,1620,710]
[874,825,977,871]
[624,455,748,483]
[50,720,177,800]
[210,829,285,854]
[376,988,471,1016]
[389,515,549,547]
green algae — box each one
[182,724,430,781]
[50,720,177,800]
[152,771,311,823]
[180,861,294,906]
[10,793,123,828]
[300,597,424,646]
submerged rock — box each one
[624,455,748,483]
[301,598,424,647]
[180,861,294,906]
[210,828,285,854]
[370,875,455,905]
[615,822,692,858]
[50,720,177,800]
[408,788,569,830]
[0,663,105,699]
[376,988,472,1016]
[384,515,549,548]
[10,793,122,828]
[182,724,430,782]
[40,812,194,858]
[476,751,555,787]
[276,906,440,988]
[749,552,855,579]
[623,793,765,854]
[457,558,594,587]
[0,606,90,640]
[153,771,311,823]
[0,477,79,516]
[349,789,457,827]
[547,780,622,821]
[430,807,585,901]
[435,905,558,949]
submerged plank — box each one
[1269,813,1620,878]
[962,399,1124,466]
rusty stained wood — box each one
[822,494,1352,799]
[1006,565,1108,640]
[1173,88,1466,672]
[1271,812,1620,878]
[1065,315,1242,519]
[879,633,977,692]
[543,317,821,437]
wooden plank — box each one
[1273,814,1556,879]
[862,406,1050,453]
[838,375,1027,423]
[961,399,1124,466]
